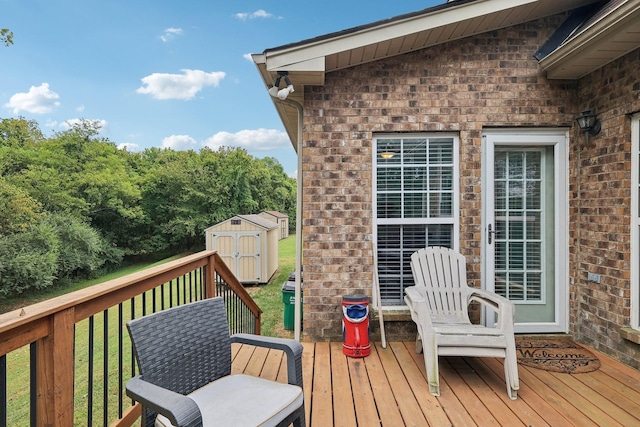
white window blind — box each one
[374,136,458,304]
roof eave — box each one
[540,0,640,79]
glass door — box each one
[483,131,568,333]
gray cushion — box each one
[155,374,303,427]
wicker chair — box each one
[126,297,305,427]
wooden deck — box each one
[232,341,640,427]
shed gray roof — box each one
[261,210,289,219]
[236,215,279,230]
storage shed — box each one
[259,211,289,240]
[205,214,279,284]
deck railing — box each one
[0,250,262,427]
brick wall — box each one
[300,11,640,370]
[300,15,575,341]
[571,48,640,368]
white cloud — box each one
[243,53,253,62]
[61,118,108,133]
[117,142,141,152]
[4,83,60,114]
[76,104,85,113]
[136,69,225,100]
[162,134,197,151]
[235,10,274,20]
[44,119,58,128]
[160,27,183,42]
[203,128,290,151]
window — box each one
[632,115,640,330]
[374,135,459,305]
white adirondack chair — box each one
[404,246,519,399]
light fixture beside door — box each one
[576,109,601,138]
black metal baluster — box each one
[142,291,147,316]
[182,274,187,305]
[103,309,108,427]
[169,279,174,308]
[130,297,136,399]
[118,303,124,418]
[0,354,5,427]
[88,316,94,427]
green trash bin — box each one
[281,272,302,331]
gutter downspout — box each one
[279,98,303,341]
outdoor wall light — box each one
[576,109,601,136]
[268,71,295,100]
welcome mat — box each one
[515,338,601,373]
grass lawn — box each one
[247,233,296,338]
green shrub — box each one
[0,221,59,295]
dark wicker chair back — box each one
[128,298,232,395]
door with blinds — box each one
[483,131,568,333]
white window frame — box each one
[372,133,460,307]
[631,114,640,330]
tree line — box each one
[0,117,297,295]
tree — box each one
[0,177,44,235]
[44,213,121,281]
[1,28,13,47]
[0,221,59,295]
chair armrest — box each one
[404,286,434,328]
[468,288,515,326]
[230,334,304,388]
[404,286,427,303]
[126,375,202,427]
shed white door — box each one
[483,131,568,333]
[211,232,261,283]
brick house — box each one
[252,0,640,369]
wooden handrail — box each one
[0,252,212,356]
[0,250,262,427]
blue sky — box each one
[1,0,441,177]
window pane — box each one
[377,193,401,218]
[377,167,401,191]
[430,193,452,217]
[377,224,453,304]
[375,136,456,305]
[404,193,427,218]
[404,138,427,164]
[377,139,401,164]
[404,167,427,190]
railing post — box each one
[205,253,217,299]
[36,308,75,427]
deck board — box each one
[330,342,358,427]
[310,342,333,426]
[232,341,640,427]
[365,344,406,426]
